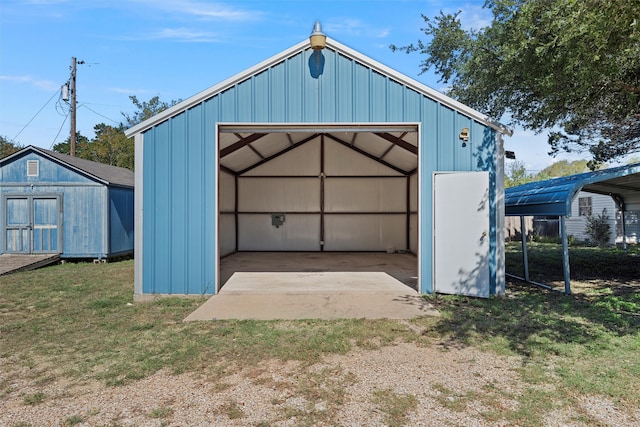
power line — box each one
[50,112,70,150]
[12,89,59,141]
[78,104,119,125]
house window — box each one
[578,196,592,216]
[27,160,39,177]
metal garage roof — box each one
[505,162,640,217]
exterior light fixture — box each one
[459,127,470,142]
[309,21,326,50]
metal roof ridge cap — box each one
[325,39,512,136]
[125,39,310,138]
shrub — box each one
[585,208,611,246]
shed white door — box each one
[434,172,490,297]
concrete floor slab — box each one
[185,265,438,321]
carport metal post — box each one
[560,216,571,295]
[520,216,530,282]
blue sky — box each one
[0,0,583,172]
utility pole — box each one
[69,57,84,157]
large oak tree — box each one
[392,0,640,167]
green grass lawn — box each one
[1,250,639,425]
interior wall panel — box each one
[324,178,405,212]
[410,173,418,211]
[238,178,320,212]
[323,214,406,251]
[324,139,403,176]
[410,214,418,254]
[219,214,236,256]
[242,139,321,176]
[238,214,321,250]
[219,170,235,212]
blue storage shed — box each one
[125,26,511,300]
[0,146,134,260]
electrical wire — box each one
[78,104,119,125]
[50,112,70,150]
[12,89,60,141]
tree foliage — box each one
[51,96,179,170]
[0,135,21,159]
[392,0,640,167]
[122,95,180,128]
[536,160,589,180]
[504,160,533,187]
[504,159,591,188]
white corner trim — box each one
[495,132,506,295]
[134,133,144,296]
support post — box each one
[520,216,530,282]
[560,216,571,295]
[70,57,77,157]
[621,209,628,254]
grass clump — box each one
[22,392,45,406]
[372,388,418,427]
[148,406,174,419]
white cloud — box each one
[108,87,157,95]
[0,75,59,92]
[133,0,260,21]
[437,2,492,31]
[147,28,221,42]
[325,18,391,40]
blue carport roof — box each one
[505,162,640,216]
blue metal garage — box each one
[125,25,511,299]
[0,146,134,260]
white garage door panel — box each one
[238,178,320,212]
[434,172,490,298]
[324,214,405,251]
[324,178,406,212]
[238,214,321,251]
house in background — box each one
[0,146,134,260]
[567,191,640,245]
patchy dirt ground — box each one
[2,340,637,427]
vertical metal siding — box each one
[336,54,354,120]
[253,70,270,122]
[386,79,405,122]
[353,61,371,122]
[186,103,208,293]
[170,114,188,293]
[370,71,388,121]
[109,186,134,255]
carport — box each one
[505,163,640,294]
